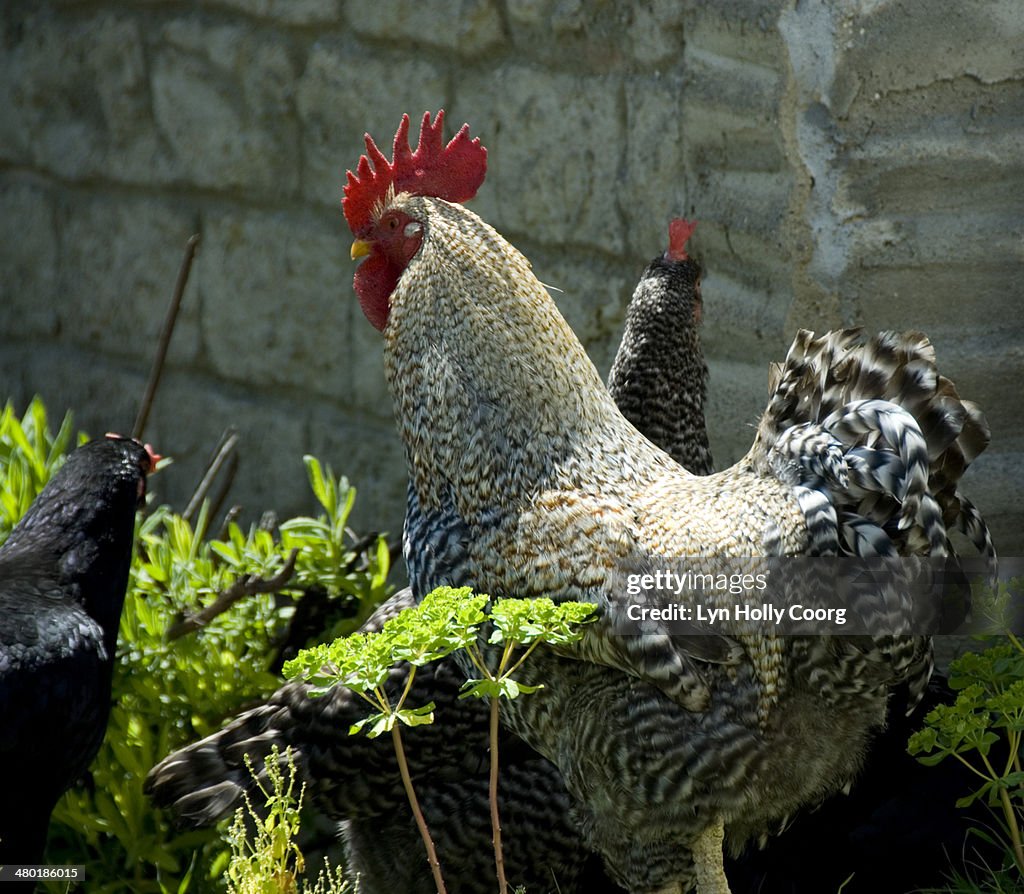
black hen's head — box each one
[1,435,158,639]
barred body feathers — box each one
[150,113,996,894]
[607,222,713,476]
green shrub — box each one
[909,633,1024,891]
[0,397,84,538]
[283,587,596,894]
[0,398,392,893]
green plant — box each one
[456,596,596,894]
[283,587,596,894]
[909,636,1024,884]
[284,588,484,894]
[52,475,391,891]
[223,746,350,894]
[0,397,83,542]
[0,397,391,893]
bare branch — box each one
[183,428,239,525]
[133,233,201,440]
[216,504,244,541]
[166,548,299,641]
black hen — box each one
[0,435,157,865]
[146,222,709,894]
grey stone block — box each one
[344,0,503,57]
[152,19,299,195]
[197,209,350,397]
[0,178,59,340]
[209,0,342,25]
[456,65,625,252]
[53,193,201,366]
[296,41,448,208]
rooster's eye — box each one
[388,217,399,230]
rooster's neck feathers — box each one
[383,195,660,512]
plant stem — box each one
[390,724,447,894]
[949,750,997,785]
[503,639,542,679]
[1005,728,1022,777]
[1007,629,1024,655]
[394,664,418,712]
[464,643,492,679]
[975,746,1024,876]
[998,784,1024,876]
[489,695,509,894]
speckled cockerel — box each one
[340,111,993,894]
[145,219,708,894]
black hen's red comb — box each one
[105,432,163,473]
[342,111,488,236]
[666,218,698,261]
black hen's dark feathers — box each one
[0,436,152,866]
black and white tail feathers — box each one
[755,328,993,566]
[753,329,995,710]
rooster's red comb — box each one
[666,218,698,261]
[342,111,488,236]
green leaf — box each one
[396,703,436,727]
[350,712,395,738]
[303,454,336,516]
[907,726,939,755]
[460,678,503,700]
[488,597,597,647]
[1000,770,1024,790]
[955,782,994,809]
[498,678,543,699]
[209,541,241,565]
[373,535,391,589]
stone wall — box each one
[1,0,1021,560]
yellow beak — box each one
[350,239,372,260]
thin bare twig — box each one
[216,504,244,541]
[204,450,240,533]
[183,428,239,525]
[166,548,299,641]
[133,233,201,440]
[347,530,382,563]
[387,538,403,567]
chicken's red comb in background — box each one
[666,218,698,261]
[343,110,488,236]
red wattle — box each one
[354,252,401,332]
